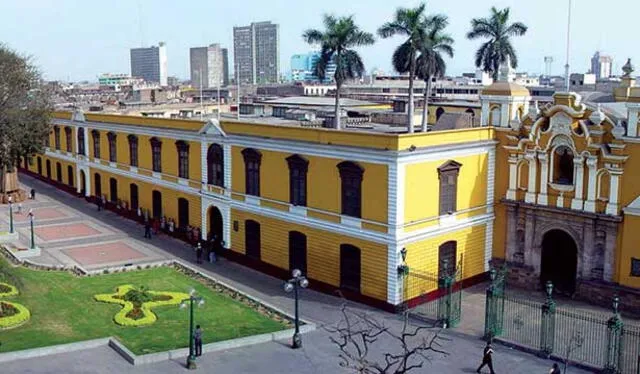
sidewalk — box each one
[0,174,590,373]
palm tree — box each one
[466,7,527,81]
[378,3,430,133]
[416,15,454,132]
[303,15,375,130]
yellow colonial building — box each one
[23,107,495,310]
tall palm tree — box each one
[466,7,527,81]
[378,3,430,133]
[416,15,454,132]
[303,15,375,130]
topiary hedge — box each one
[94,284,189,327]
[0,301,31,329]
[0,282,18,297]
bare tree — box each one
[326,304,448,373]
[0,43,52,194]
[562,330,584,374]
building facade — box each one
[130,43,168,86]
[233,21,279,84]
[23,72,640,311]
[591,51,613,80]
[290,52,336,83]
[190,44,228,89]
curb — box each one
[0,338,110,364]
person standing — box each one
[194,325,203,357]
[477,342,495,374]
[209,235,218,263]
[144,220,152,239]
[30,188,36,200]
[549,363,561,374]
[97,196,102,211]
[195,242,203,264]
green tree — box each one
[0,44,52,194]
[466,7,528,81]
[378,3,431,133]
[416,15,454,132]
[303,15,375,130]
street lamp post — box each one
[283,269,308,349]
[180,289,205,370]
[8,196,14,234]
[28,209,35,249]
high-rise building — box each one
[289,52,336,83]
[190,44,228,88]
[222,48,229,86]
[130,42,167,86]
[590,52,613,80]
[233,21,279,84]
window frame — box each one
[286,154,308,206]
[107,132,117,163]
[54,126,61,150]
[175,140,190,179]
[127,134,138,167]
[150,137,162,172]
[207,144,224,187]
[91,130,101,159]
[64,127,72,152]
[242,148,262,197]
[337,161,364,218]
[438,160,462,216]
[77,128,85,156]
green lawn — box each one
[0,263,289,354]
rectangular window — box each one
[65,127,72,152]
[151,138,162,172]
[176,141,190,179]
[128,136,138,167]
[78,129,85,156]
[92,131,100,159]
[108,133,117,162]
[632,258,640,277]
[438,161,462,216]
[54,127,61,150]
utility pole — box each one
[199,68,203,121]
[236,62,240,120]
[564,0,572,92]
[217,78,221,121]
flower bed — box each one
[0,301,30,329]
[95,285,189,326]
[0,282,18,297]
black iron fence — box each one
[484,267,640,373]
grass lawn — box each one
[0,263,289,355]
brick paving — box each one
[35,222,102,241]
[0,174,592,374]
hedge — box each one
[0,301,31,329]
[0,282,18,297]
[94,285,189,327]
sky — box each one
[0,0,635,82]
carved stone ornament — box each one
[612,120,626,139]
[549,112,573,135]
[622,58,634,78]
[589,104,605,126]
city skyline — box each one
[1,0,636,82]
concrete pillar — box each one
[200,140,208,186]
[584,157,598,213]
[605,169,622,215]
[223,143,232,196]
[571,156,585,210]
[537,152,549,206]
[524,152,538,204]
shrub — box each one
[0,301,30,329]
[0,282,18,297]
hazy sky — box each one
[0,0,634,82]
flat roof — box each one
[258,96,378,107]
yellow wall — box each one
[404,152,488,232]
[403,223,487,301]
[230,209,388,301]
[619,214,640,288]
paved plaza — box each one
[0,174,590,373]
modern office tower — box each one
[590,51,613,80]
[290,52,336,83]
[233,21,279,84]
[130,42,167,86]
[190,44,227,88]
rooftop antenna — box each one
[564,0,572,92]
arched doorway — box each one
[46,160,51,179]
[152,190,162,219]
[94,173,101,197]
[129,184,139,211]
[80,170,86,196]
[435,107,445,121]
[540,229,578,295]
[55,162,62,183]
[109,178,118,203]
[208,206,223,241]
[37,157,42,175]
[178,198,189,229]
[67,165,74,187]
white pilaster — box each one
[386,162,405,306]
[83,126,90,160]
[524,152,537,203]
[537,152,548,205]
[222,204,231,248]
[486,147,496,212]
[571,156,585,210]
[584,157,598,213]
[386,243,402,306]
[484,219,494,271]
[605,169,622,215]
[500,102,509,127]
[201,200,208,239]
[200,139,208,185]
[506,155,518,200]
[223,143,232,195]
[626,103,639,137]
[480,101,490,127]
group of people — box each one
[194,234,223,264]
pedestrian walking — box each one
[97,197,102,211]
[30,188,36,200]
[101,195,106,209]
[144,220,152,239]
[476,342,495,374]
[549,363,561,374]
[194,325,203,357]
[17,203,22,214]
[195,242,203,264]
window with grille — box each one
[107,132,117,162]
[65,127,72,152]
[54,126,60,150]
[175,141,190,179]
[438,160,462,215]
[77,128,85,155]
[340,244,361,292]
[150,137,162,172]
[91,130,100,159]
[287,155,308,206]
[242,148,262,197]
[288,231,307,275]
[338,161,364,218]
[207,144,224,187]
[127,135,138,167]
